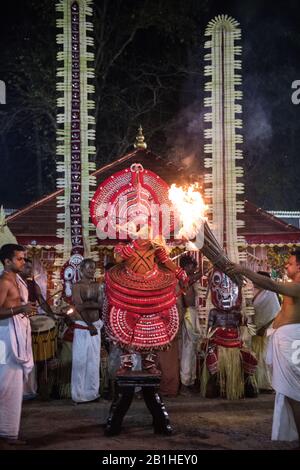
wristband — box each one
[155,247,169,264]
[175,267,189,284]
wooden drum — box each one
[30,315,57,362]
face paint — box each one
[61,253,84,302]
[210,269,242,311]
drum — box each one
[30,315,57,362]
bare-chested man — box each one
[228,249,300,445]
[72,258,102,335]
[70,258,103,403]
[0,244,36,447]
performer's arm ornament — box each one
[114,243,135,259]
[155,247,169,264]
[155,247,189,285]
[175,267,189,285]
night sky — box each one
[0,0,299,211]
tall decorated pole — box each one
[53,0,97,301]
[204,15,245,265]
[200,15,257,399]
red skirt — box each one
[211,327,242,348]
[105,265,179,350]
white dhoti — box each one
[180,307,201,386]
[266,324,300,441]
[252,290,280,390]
[71,319,103,403]
[0,315,33,440]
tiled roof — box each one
[240,201,300,245]
[6,150,300,247]
[6,148,185,246]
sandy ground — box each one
[9,392,298,451]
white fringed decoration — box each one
[202,15,254,328]
[204,15,244,256]
[53,0,97,301]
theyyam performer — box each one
[90,163,189,374]
[169,183,258,400]
[90,162,244,376]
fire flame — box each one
[168,183,208,248]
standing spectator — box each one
[0,244,36,447]
[71,258,103,403]
[228,250,300,445]
[179,255,202,394]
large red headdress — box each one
[90,163,174,240]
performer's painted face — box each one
[61,254,84,301]
[210,269,241,311]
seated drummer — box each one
[20,258,55,318]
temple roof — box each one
[6,148,186,247]
[6,149,300,248]
[240,201,300,246]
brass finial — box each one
[134,125,147,149]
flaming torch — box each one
[168,183,243,286]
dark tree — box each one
[1,0,300,211]
[0,0,208,207]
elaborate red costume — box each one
[105,239,185,351]
[91,163,187,372]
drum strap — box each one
[62,322,90,343]
[72,323,90,331]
